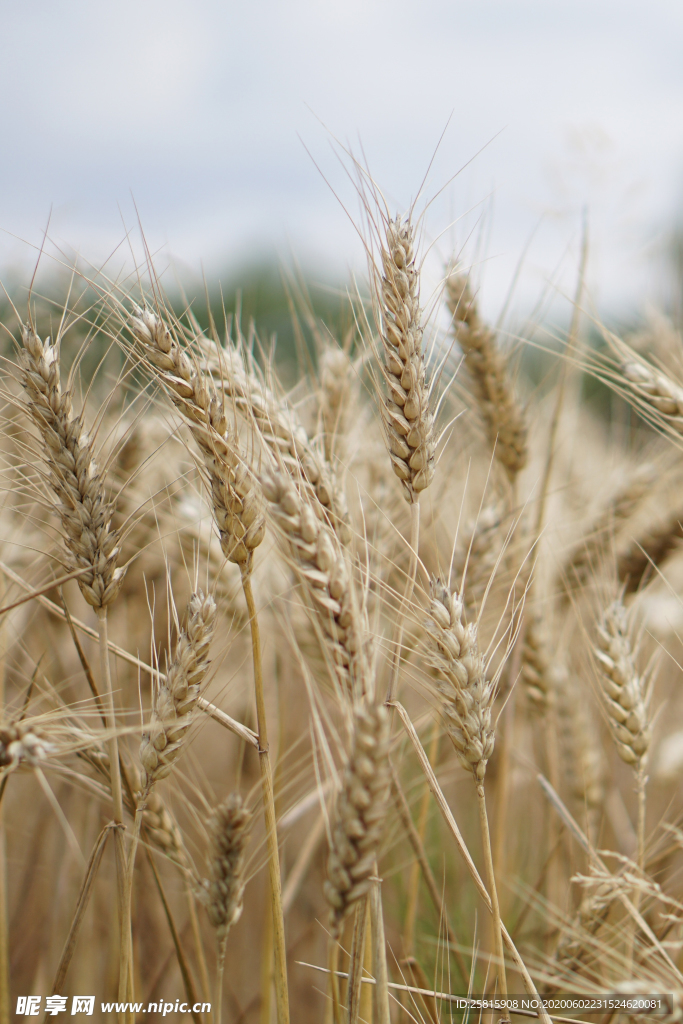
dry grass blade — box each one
[51,822,114,994]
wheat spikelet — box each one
[261,468,366,696]
[374,216,435,503]
[139,590,217,791]
[130,308,266,572]
[200,794,252,941]
[423,578,495,781]
[620,359,683,432]
[447,275,527,481]
[555,667,605,840]
[324,702,391,937]
[617,509,683,593]
[18,326,126,608]
[595,600,650,768]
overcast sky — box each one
[2,0,683,318]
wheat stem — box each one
[386,499,420,702]
[477,784,507,997]
[347,899,368,1024]
[402,721,439,955]
[242,572,289,1024]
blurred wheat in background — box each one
[5,162,683,1024]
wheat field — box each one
[2,190,683,1024]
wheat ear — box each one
[139,591,216,792]
[555,667,605,845]
[595,599,650,885]
[447,275,527,482]
[319,344,355,465]
[562,465,654,598]
[373,215,433,700]
[196,328,352,544]
[17,323,129,994]
[324,702,391,936]
[620,358,683,433]
[261,469,366,698]
[200,794,252,1023]
[130,308,266,573]
[423,578,506,995]
[617,508,683,593]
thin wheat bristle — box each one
[130,307,266,572]
[139,590,217,791]
[447,275,527,481]
[261,468,366,696]
[375,216,435,502]
[594,600,650,768]
[201,794,252,941]
[452,502,504,611]
[18,326,126,608]
[423,578,495,781]
[324,702,391,937]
